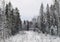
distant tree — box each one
[35,22,38,28]
[27,21,29,31]
[29,21,33,28]
[24,20,26,25]
[23,20,27,30]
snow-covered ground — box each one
[1,31,60,42]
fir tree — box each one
[15,8,22,31]
[46,4,50,33]
[40,3,45,33]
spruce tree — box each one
[10,9,15,35]
[46,4,50,33]
[40,3,44,33]
[15,8,22,31]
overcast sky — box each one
[5,0,54,21]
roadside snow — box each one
[1,31,60,42]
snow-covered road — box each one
[1,31,60,42]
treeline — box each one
[40,0,58,35]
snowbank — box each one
[1,31,60,42]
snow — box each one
[1,31,60,42]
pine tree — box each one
[40,3,44,33]
[5,3,12,36]
[27,21,29,31]
[40,3,44,24]
[15,8,22,31]
[46,4,50,33]
[8,2,13,30]
[50,5,54,26]
[5,2,15,35]
[23,20,26,30]
[10,9,15,35]
[54,0,59,35]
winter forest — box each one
[1,0,60,42]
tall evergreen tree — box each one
[50,5,54,26]
[40,3,44,24]
[40,3,45,33]
[54,0,59,35]
[46,4,50,33]
[5,3,13,36]
[15,8,22,31]
[23,20,26,30]
[10,9,15,35]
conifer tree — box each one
[40,3,44,33]
[27,21,29,31]
[15,8,22,31]
[46,4,51,33]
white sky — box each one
[5,0,54,21]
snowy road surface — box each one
[1,31,60,42]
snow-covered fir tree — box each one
[40,3,45,33]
